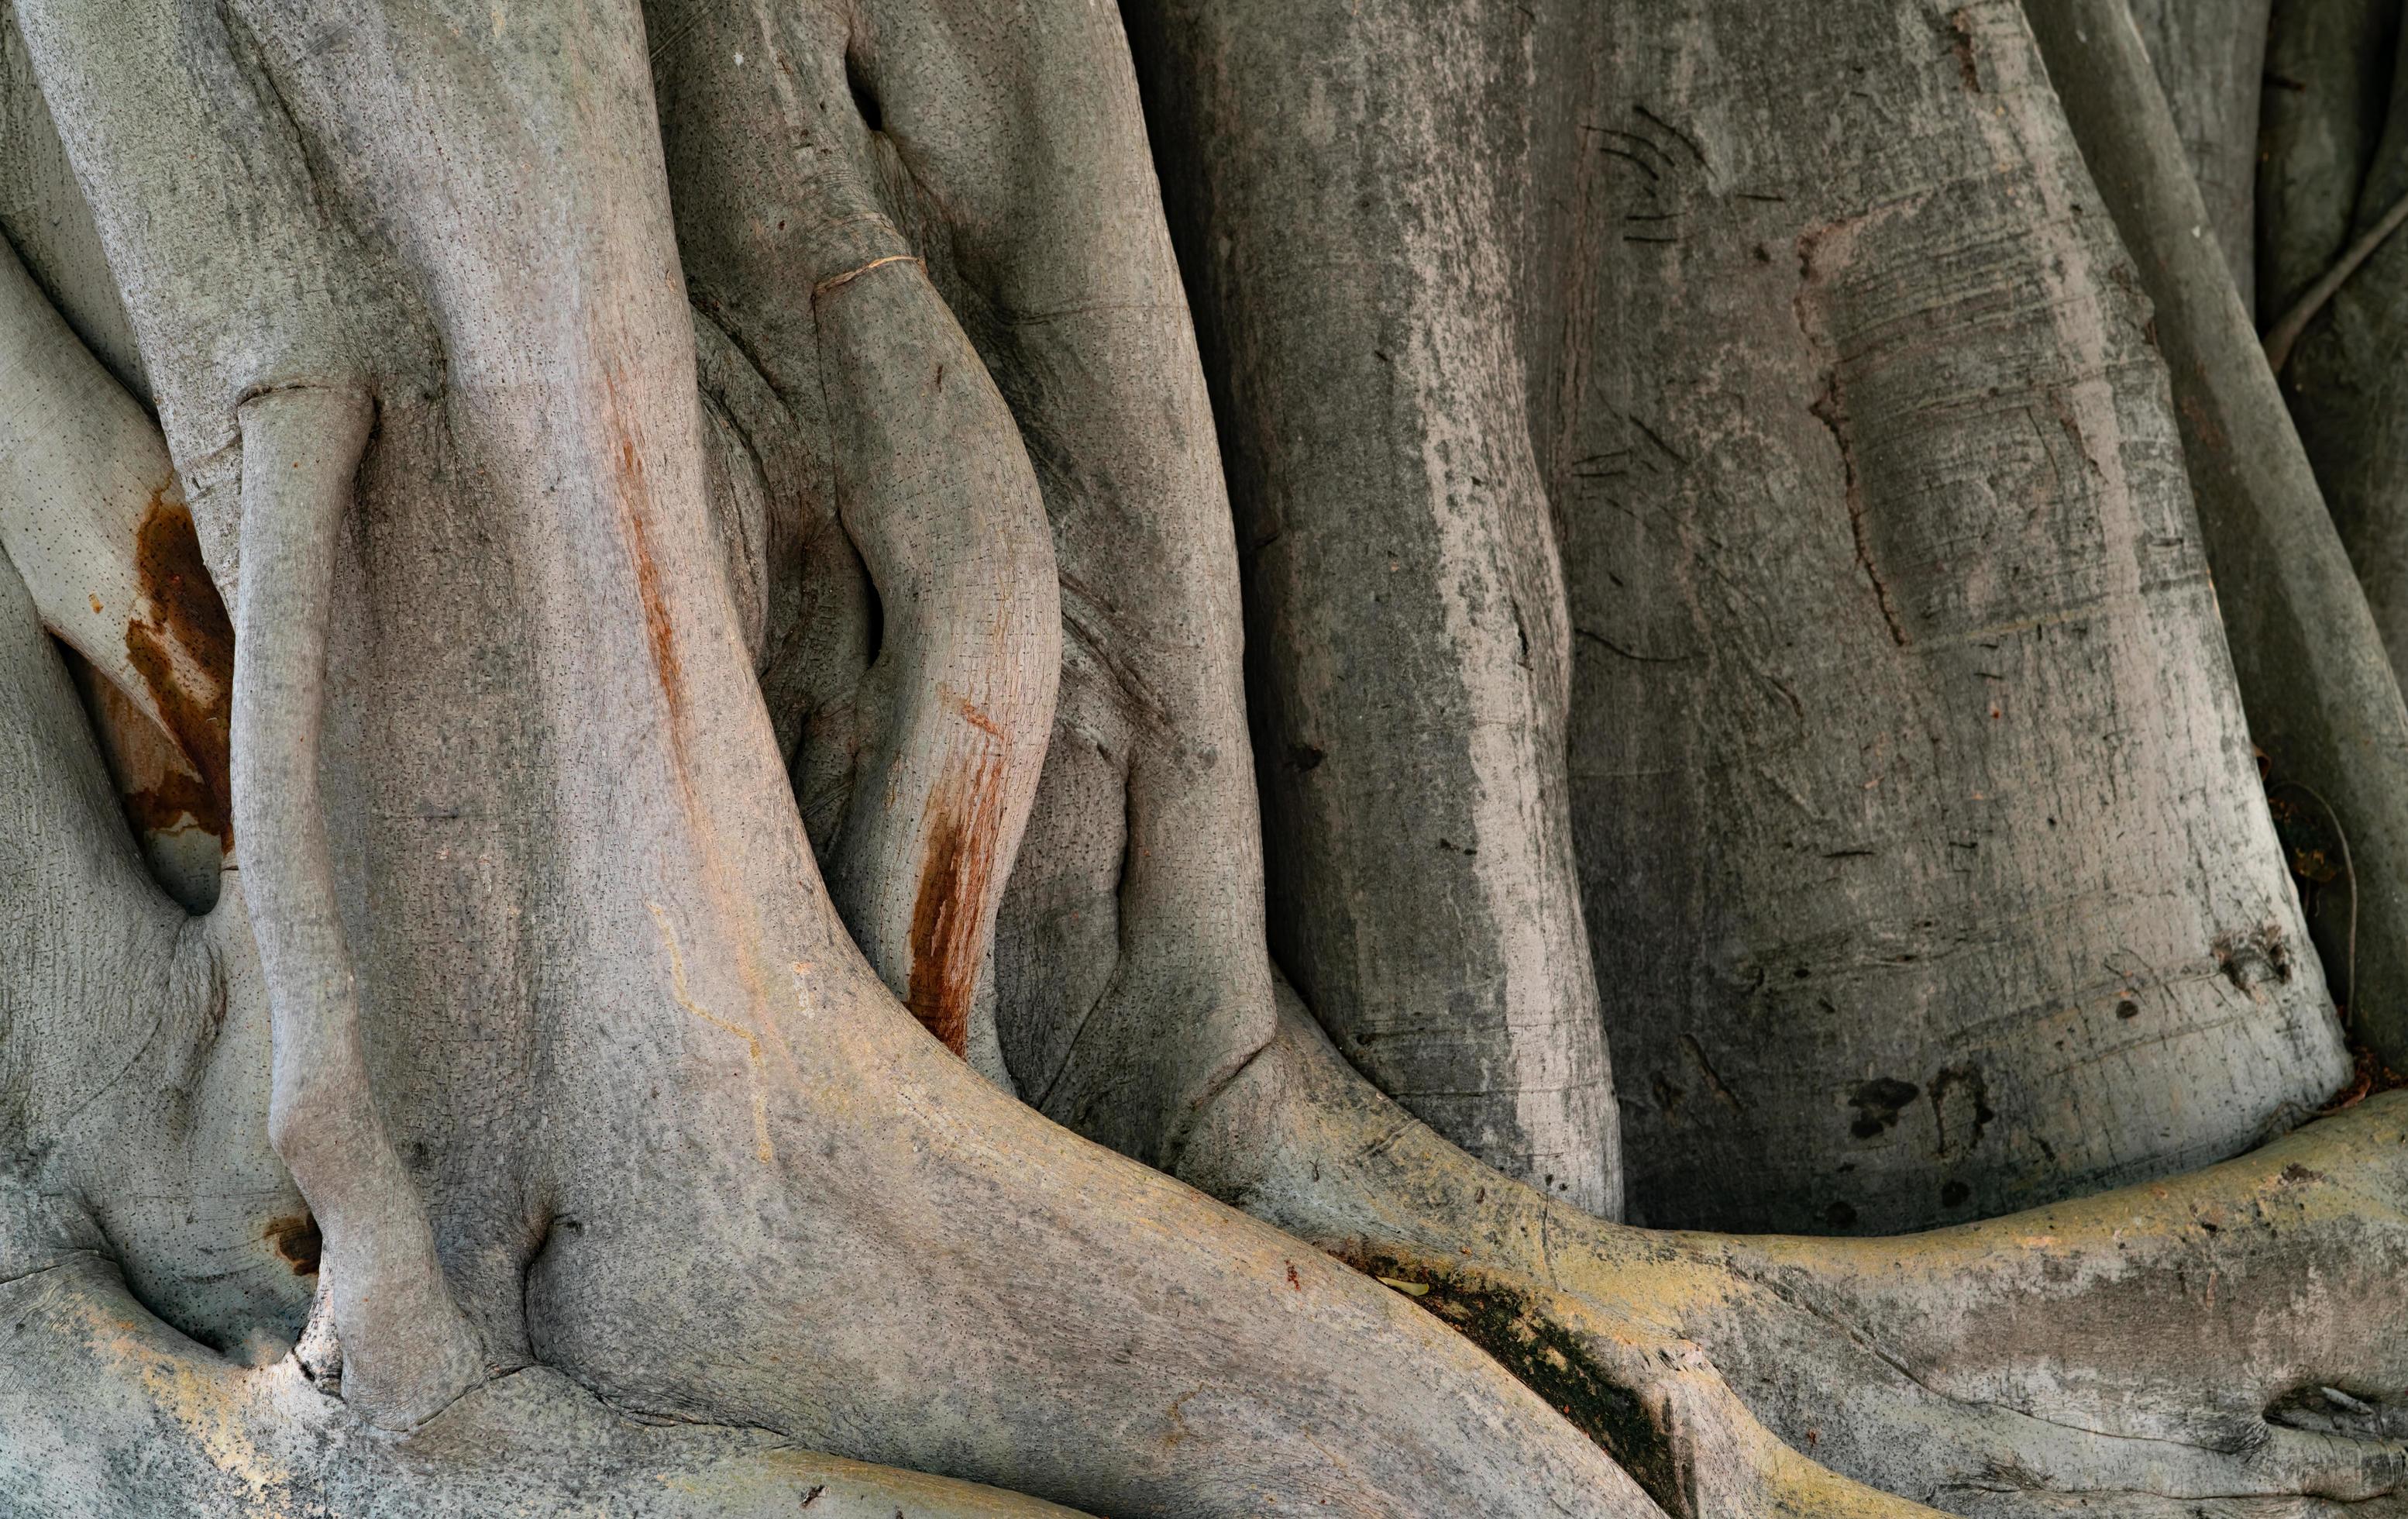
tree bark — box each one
[1553,0,2342,1234]
[5,0,2408,1513]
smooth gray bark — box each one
[1123,0,1621,1217]
[1553,0,2343,1234]
[4,0,2408,1514]
[2031,0,2408,1072]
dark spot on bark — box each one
[1651,1071,1684,1120]
[1286,744,1326,773]
[1940,1180,1970,1207]
[265,1213,321,1275]
[127,491,235,846]
[2116,997,2141,1020]
[1930,1064,1994,1156]
[1945,9,1983,92]
[2280,1162,2325,1185]
[845,51,882,132]
[1285,1260,1301,1290]
[1824,1200,1857,1229]
[1340,1252,1684,1506]
[2214,922,2296,994]
[1848,1076,1919,1139]
[906,749,1006,1056]
[800,1485,824,1507]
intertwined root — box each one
[0,1252,1091,1519]
[7,0,2408,1515]
[1180,994,2408,1517]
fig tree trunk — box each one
[5,0,2408,1516]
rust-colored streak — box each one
[614,439,686,722]
[904,747,1006,1057]
[264,1212,322,1276]
[126,491,235,845]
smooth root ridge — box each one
[231,385,483,1428]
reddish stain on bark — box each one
[264,1212,322,1275]
[614,439,686,722]
[904,747,1006,1056]
[126,491,234,845]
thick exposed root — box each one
[1182,995,2408,1515]
[0,1252,1087,1519]
[229,387,485,1428]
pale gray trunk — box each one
[1123,0,1622,1217]
[1557,0,2342,1234]
[2033,0,2408,1073]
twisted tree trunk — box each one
[4,0,2408,1515]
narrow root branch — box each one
[230,384,483,1428]
[814,243,1061,1070]
[2263,186,2408,373]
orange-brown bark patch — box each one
[126,491,233,845]
[614,438,686,723]
[264,1213,322,1275]
[904,747,1006,1056]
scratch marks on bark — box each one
[1807,365,1908,648]
[648,901,775,1166]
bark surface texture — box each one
[4,0,2408,1515]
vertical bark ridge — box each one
[2029,0,2408,1070]
[1562,0,2341,1233]
[1122,0,1621,1216]
[813,256,1061,1068]
[2126,0,2272,316]
[835,0,1287,1168]
[2270,12,2408,783]
[2258,0,2401,322]
[232,385,486,1427]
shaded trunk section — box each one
[1559,0,2344,1233]
[1127,0,1622,1217]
